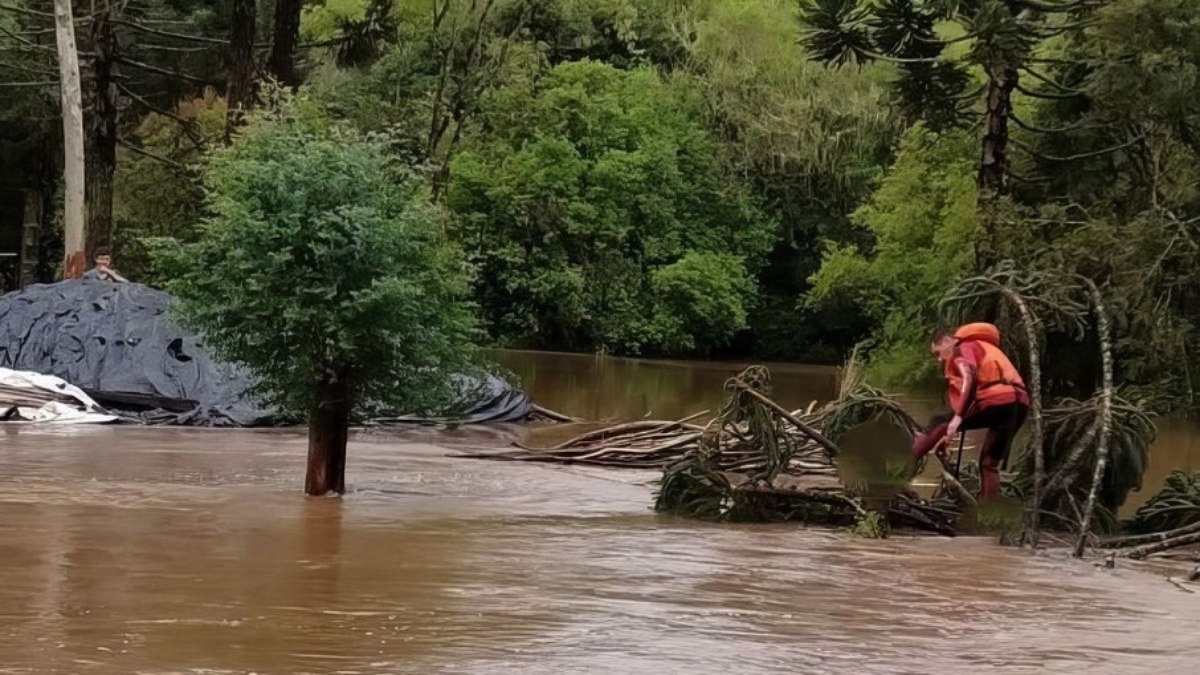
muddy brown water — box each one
[2,350,1199,673]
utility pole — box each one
[53,0,86,278]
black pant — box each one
[914,402,1028,498]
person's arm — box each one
[107,267,129,283]
[947,347,980,437]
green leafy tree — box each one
[649,252,757,355]
[679,0,899,360]
[808,125,979,384]
[155,99,476,495]
[447,60,775,354]
[802,0,1102,269]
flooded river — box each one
[2,351,1199,673]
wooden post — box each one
[53,0,86,278]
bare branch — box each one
[1014,135,1144,162]
[1012,0,1100,11]
[0,61,58,77]
[111,18,228,45]
[1010,113,1107,135]
[116,55,212,85]
[128,42,217,54]
[1021,65,1086,94]
[0,2,54,18]
[859,48,942,65]
[117,82,206,149]
[1015,80,1083,100]
[118,137,188,171]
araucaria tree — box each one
[156,99,476,495]
[803,0,1099,269]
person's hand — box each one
[933,435,950,461]
[946,415,962,441]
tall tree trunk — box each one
[306,374,351,496]
[269,0,302,87]
[977,66,1018,271]
[1003,287,1044,545]
[225,0,258,142]
[86,4,120,261]
[20,189,42,288]
[1074,279,1114,558]
[53,0,86,279]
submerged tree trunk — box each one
[1074,279,1114,558]
[225,0,258,142]
[53,0,86,278]
[269,0,303,87]
[305,375,351,496]
[86,4,120,260]
[977,67,1018,271]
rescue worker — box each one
[912,323,1029,499]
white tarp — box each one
[0,368,119,424]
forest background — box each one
[2,0,1198,410]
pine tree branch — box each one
[0,79,54,86]
[128,42,217,54]
[1014,135,1144,162]
[116,55,213,85]
[1014,80,1083,100]
[0,61,57,77]
[1010,113,1106,135]
[111,18,228,45]
[0,2,53,18]
[1005,167,1044,184]
[117,82,206,149]
[0,22,50,49]
[117,137,187,171]
[859,48,941,64]
[1021,65,1086,94]
[1011,0,1099,12]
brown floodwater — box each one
[2,350,1199,673]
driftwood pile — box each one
[464,365,972,536]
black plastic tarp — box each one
[0,279,532,426]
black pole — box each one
[953,431,966,480]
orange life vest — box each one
[945,323,1027,414]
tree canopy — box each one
[156,98,476,418]
[447,60,774,354]
[3,0,1200,412]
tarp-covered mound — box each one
[0,279,533,427]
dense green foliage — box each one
[5,0,1200,412]
[809,126,978,384]
[447,61,772,354]
[153,99,476,417]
